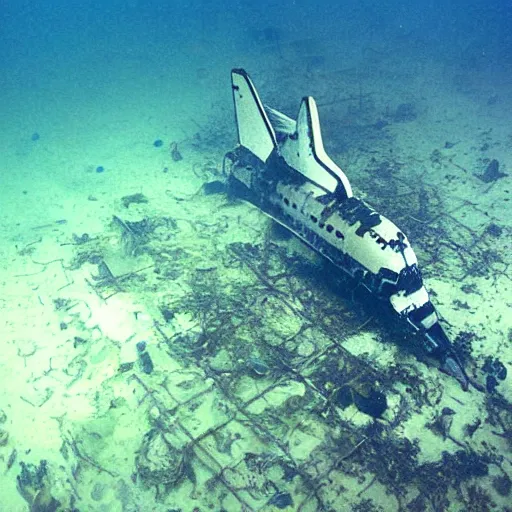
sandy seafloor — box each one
[0,9,511,512]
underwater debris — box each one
[137,341,154,374]
[112,215,154,256]
[355,434,420,499]
[492,473,511,497]
[267,490,293,508]
[482,357,507,393]
[203,180,226,195]
[464,417,482,438]
[159,304,175,323]
[426,407,467,448]
[173,268,248,361]
[136,429,191,499]
[120,358,136,372]
[441,450,489,479]
[402,449,496,511]
[170,141,183,161]
[73,336,88,348]
[334,384,388,418]
[67,237,104,269]
[71,232,90,245]
[16,460,61,512]
[464,484,495,511]
[352,388,387,418]
[246,356,270,377]
[485,222,503,237]
[0,428,8,446]
[6,448,17,472]
[121,192,149,208]
[452,299,470,310]
[334,385,354,408]
[86,252,154,301]
[91,260,117,286]
[476,159,508,183]
[53,298,72,311]
[352,498,383,512]
[429,148,443,167]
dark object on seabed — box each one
[476,159,508,183]
[334,385,388,418]
[73,336,87,348]
[17,460,61,512]
[246,356,270,377]
[137,342,154,374]
[485,222,503,237]
[482,356,507,393]
[267,491,293,508]
[353,388,388,418]
[492,473,512,497]
[119,362,135,373]
[72,232,90,245]
[170,141,183,161]
[203,180,226,195]
[31,132,40,141]
[122,192,149,208]
[153,139,163,147]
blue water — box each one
[0,1,511,511]
[1,0,510,160]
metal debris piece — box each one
[476,159,508,183]
[136,429,188,496]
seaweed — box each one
[484,394,512,448]
[464,484,495,511]
[492,473,512,497]
[413,450,494,511]
[356,434,420,499]
[353,499,384,512]
[173,268,250,361]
